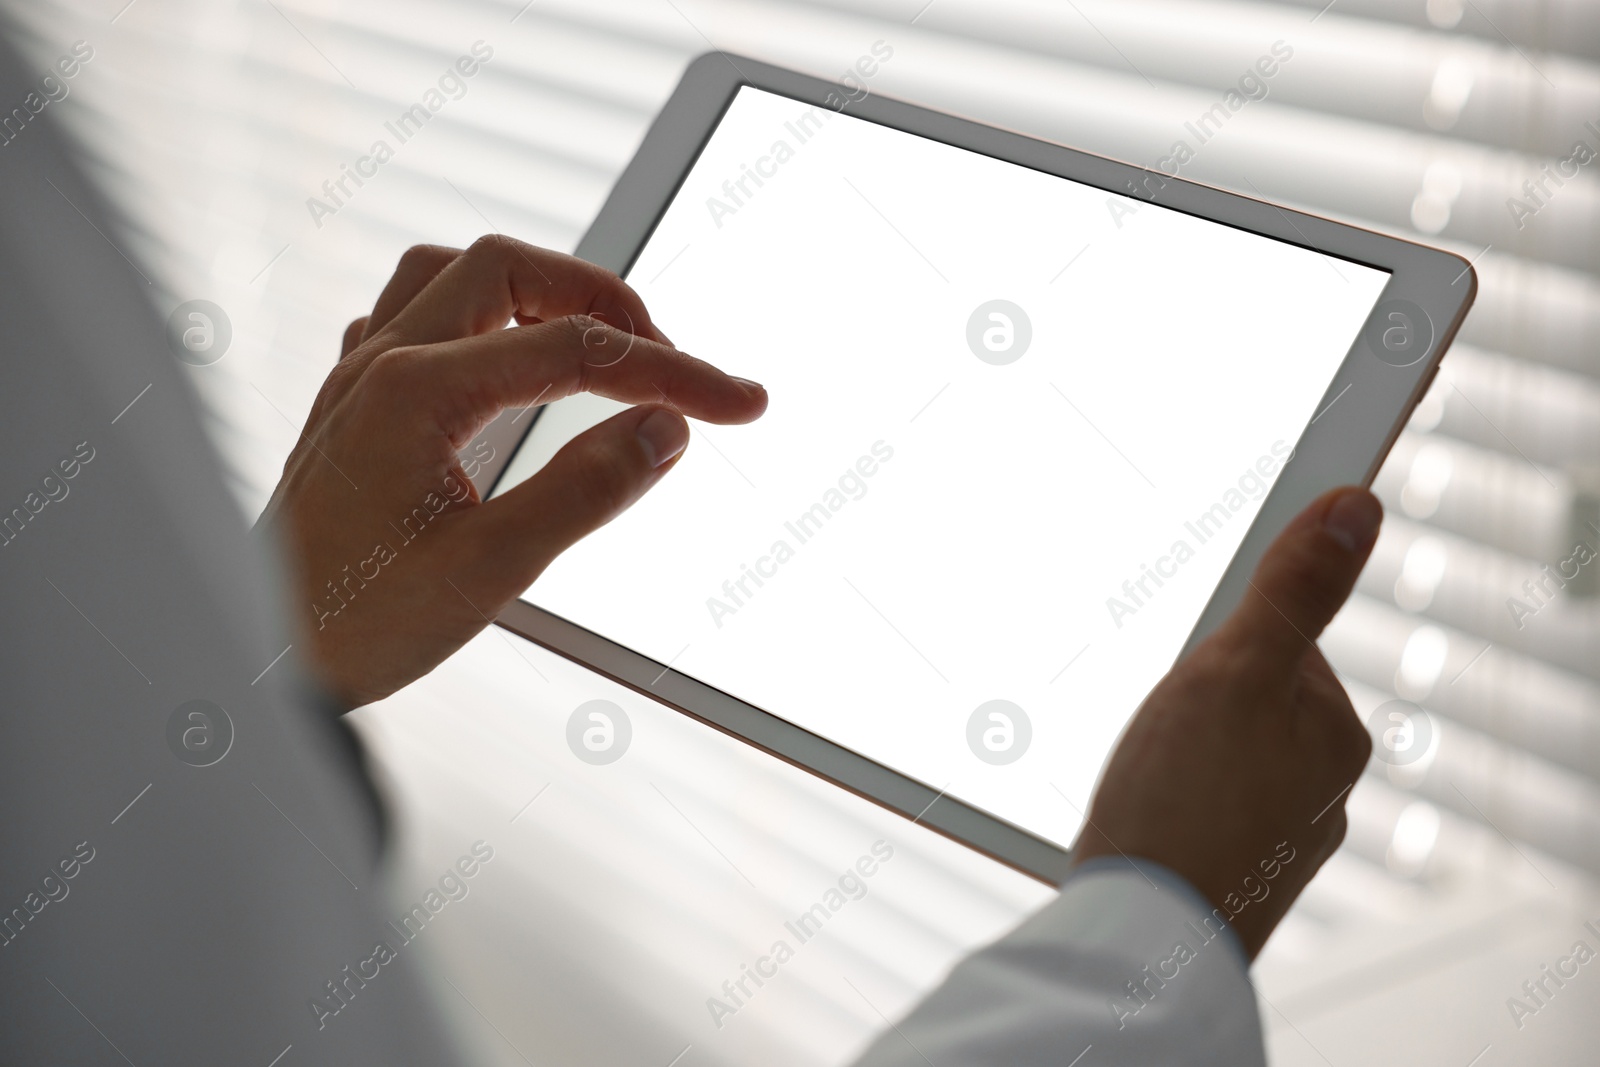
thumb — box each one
[1215,487,1382,674]
[468,404,690,588]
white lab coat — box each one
[854,857,1265,1066]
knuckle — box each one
[1315,701,1372,775]
[1184,630,1254,689]
[1168,657,1227,703]
[578,262,642,323]
[556,313,616,352]
[572,255,622,293]
[364,345,420,388]
[1342,713,1375,768]
[397,243,455,273]
[466,232,516,260]
[560,311,604,334]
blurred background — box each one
[6,0,1598,1063]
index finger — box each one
[386,316,765,440]
[372,234,665,349]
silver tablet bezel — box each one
[477,52,1476,884]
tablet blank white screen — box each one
[497,85,1389,849]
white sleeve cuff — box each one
[851,857,1265,1067]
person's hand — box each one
[257,236,767,709]
[1069,486,1381,960]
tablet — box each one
[482,52,1475,882]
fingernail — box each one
[637,408,688,468]
[1323,490,1381,553]
[730,376,764,394]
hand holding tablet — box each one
[257,236,765,709]
[1072,485,1381,959]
